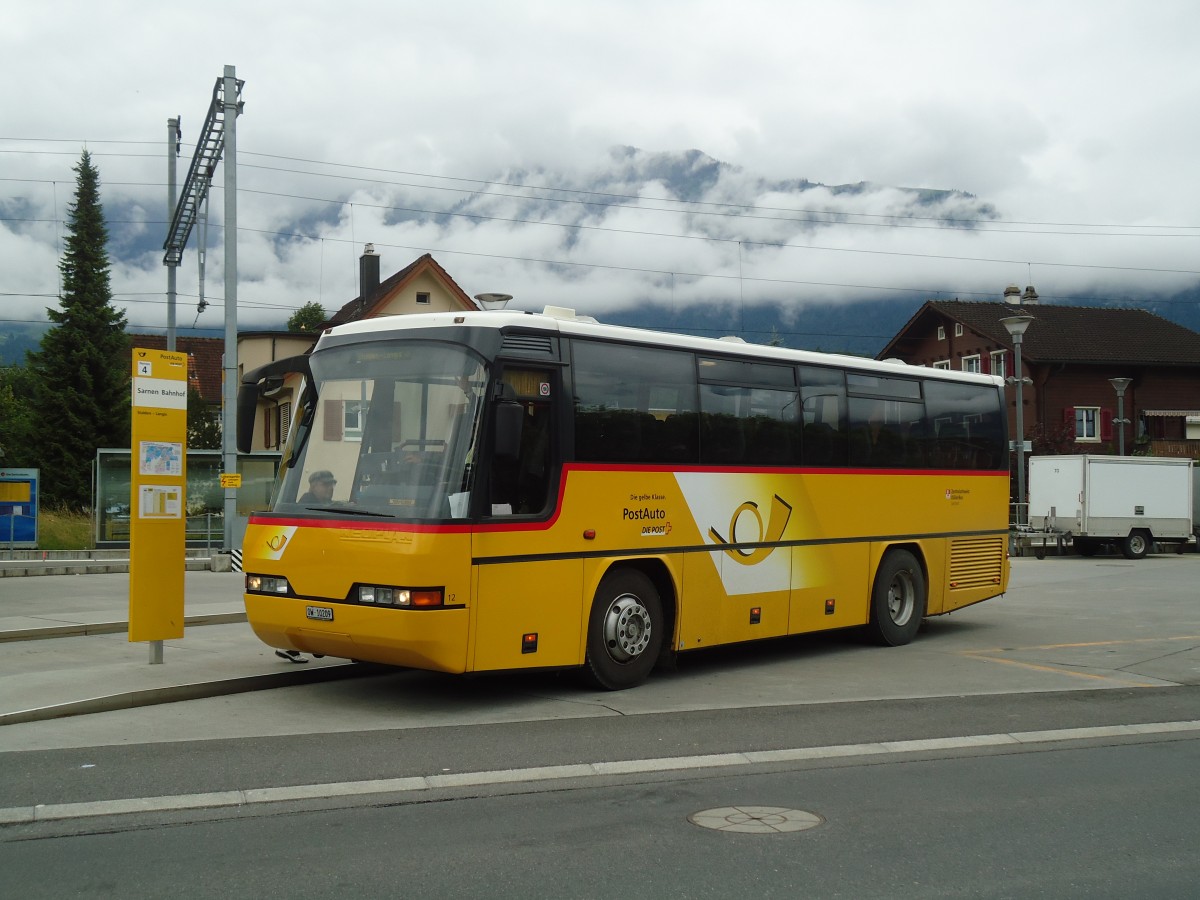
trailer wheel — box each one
[1121,530,1151,560]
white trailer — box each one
[1027,455,1194,559]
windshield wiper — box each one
[303,506,396,518]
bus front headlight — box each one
[246,574,290,594]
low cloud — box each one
[2,0,1198,343]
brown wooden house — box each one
[877,290,1200,459]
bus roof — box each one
[320,308,1005,387]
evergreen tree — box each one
[26,151,129,508]
[288,301,326,332]
[0,365,35,466]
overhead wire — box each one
[2,138,1200,339]
[5,141,1200,233]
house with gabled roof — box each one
[877,287,1200,459]
[325,246,477,327]
[238,246,481,452]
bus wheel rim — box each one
[888,572,915,626]
[604,594,652,662]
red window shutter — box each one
[981,354,990,374]
[1063,407,1075,440]
[1100,408,1113,441]
[324,399,344,441]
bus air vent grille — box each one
[948,537,1005,590]
[501,333,555,356]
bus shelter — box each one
[95,449,280,549]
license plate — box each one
[305,606,334,621]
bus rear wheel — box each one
[866,549,927,647]
[583,569,663,691]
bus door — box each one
[471,366,585,672]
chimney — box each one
[359,243,380,308]
[1002,284,1022,305]
[1021,285,1039,306]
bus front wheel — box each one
[584,569,663,691]
[866,550,927,647]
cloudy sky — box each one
[2,0,1198,345]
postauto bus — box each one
[238,307,1009,690]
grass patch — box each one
[36,507,95,551]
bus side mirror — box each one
[237,355,312,454]
[236,381,260,454]
[494,401,524,461]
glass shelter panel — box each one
[96,449,280,547]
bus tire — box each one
[866,549,927,647]
[583,569,663,691]
[1122,530,1151,560]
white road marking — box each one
[3,719,1198,825]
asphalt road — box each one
[2,732,1197,898]
[1,555,1198,897]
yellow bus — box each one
[238,307,1009,689]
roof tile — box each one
[925,301,1200,365]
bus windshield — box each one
[276,340,488,519]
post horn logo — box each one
[708,494,793,565]
[266,533,289,552]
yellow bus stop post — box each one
[129,348,188,663]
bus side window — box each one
[572,341,698,464]
[799,366,847,467]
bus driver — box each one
[299,470,336,505]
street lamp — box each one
[1109,377,1132,455]
[1001,314,1035,526]
[474,292,513,310]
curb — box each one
[0,662,373,727]
[0,612,249,643]
[0,559,215,578]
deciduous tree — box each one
[187,384,222,449]
[288,301,326,333]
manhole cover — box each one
[688,806,824,834]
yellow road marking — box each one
[969,635,1200,654]
[959,652,1160,687]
